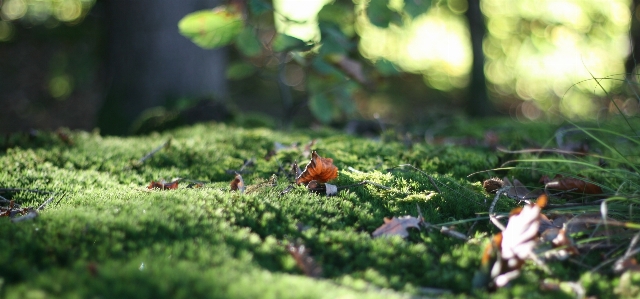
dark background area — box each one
[1,0,639,135]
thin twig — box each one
[489,186,510,231]
[11,210,38,223]
[0,188,54,194]
[388,164,442,192]
[545,199,604,209]
[140,139,171,164]
[37,195,56,211]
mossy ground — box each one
[1,119,638,298]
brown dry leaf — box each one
[544,174,603,195]
[230,173,245,193]
[503,177,542,200]
[482,177,504,194]
[372,216,422,238]
[147,180,179,190]
[286,243,322,278]
[56,128,73,145]
[296,151,338,185]
[614,258,640,273]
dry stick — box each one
[37,195,56,211]
[613,231,640,273]
[336,180,391,191]
[417,203,469,241]
[388,164,442,193]
[126,139,172,169]
[467,220,479,237]
[0,188,54,194]
[545,199,604,209]
[140,139,171,164]
[11,210,38,223]
[496,146,603,158]
[489,186,511,231]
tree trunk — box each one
[98,0,228,135]
[464,0,493,117]
[626,0,640,82]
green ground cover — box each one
[1,119,639,298]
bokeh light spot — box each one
[2,0,27,20]
[0,20,14,41]
[55,0,82,22]
[49,75,73,100]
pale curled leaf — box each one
[372,216,422,238]
[501,203,542,264]
[325,183,338,196]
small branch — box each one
[387,164,442,193]
[489,186,510,231]
[11,210,38,223]
[0,188,54,194]
[126,139,171,169]
[37,195,56,211]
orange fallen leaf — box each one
[230,173,245,193]
[372,216,422,238]
[296,151,338,185]
[147,180,179,190]
[544,174,602,195]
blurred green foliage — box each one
[179,0,433,124]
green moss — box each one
[0,120,634,298]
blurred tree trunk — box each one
[626,0,640,83]
[98,0,228,135]
[464,0,493,117]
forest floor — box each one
[1,117,640,298]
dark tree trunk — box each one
[626,0,640,81]
[98,0,228,135]
[464,0,493,117]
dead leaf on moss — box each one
[56,128,73,145]
[286,243,322,278]
[147,179,180,190]
[296,151,338,185]
[544,174,603,195]
[476,194,548,289]
[230,173,245,193]
[372,215,422,238]
[502,177,543,200]
[482,177,504,194]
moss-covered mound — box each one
[1,120,636,298]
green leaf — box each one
[318,2,355,37]
[235,28,263,57]
[319,22,353,56]
[309,93,334,124]
[375,59,400,76]
[226,62,257,80]
[178,6,244,49]
[248,0,272,15]
[403,0,431,18]
[366,0,400,28]
[271,34,312,52]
